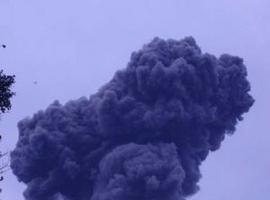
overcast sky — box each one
[0,0,269,199]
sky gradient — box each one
[0,0,269,199]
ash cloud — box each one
[11,37,254,200]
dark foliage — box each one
[0,70,15,113]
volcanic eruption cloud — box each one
[11,37,254,200]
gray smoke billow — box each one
[11,37,254,200]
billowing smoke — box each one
[11,37,254,200]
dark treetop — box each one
[0,70,15,114]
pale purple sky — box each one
[0,0,269,199]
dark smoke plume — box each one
[11,37,254,200]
